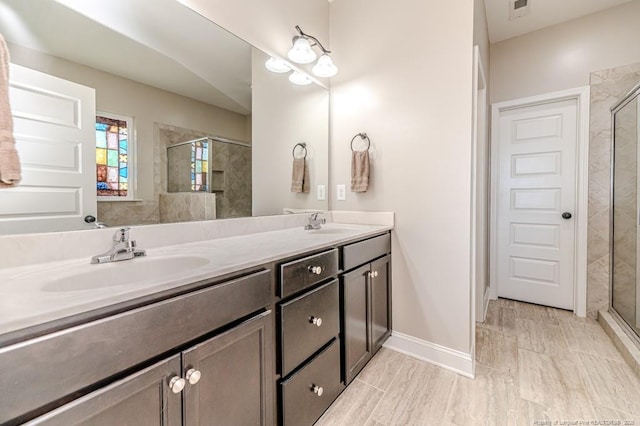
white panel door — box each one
[497,99,577,309]
[0,64,96,234]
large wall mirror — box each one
[611,83,640,338]
[0,0,328,235]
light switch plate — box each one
[336,184,346,201]
[317,185,326,201]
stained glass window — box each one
[191,139,208,192]
[96,114,131,198]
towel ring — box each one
[292,142,307,159]
[350,133,370,152]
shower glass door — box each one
[611,85,640,336]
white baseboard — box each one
[383,331,474,378]
[483,288,490,322]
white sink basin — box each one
[42,256,211,292]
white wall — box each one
[177,0,329,64]
[251,48,329,216]
[491,1,640,103]
[329,0,475,355]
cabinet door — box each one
[370,255,391,352]
[183,310,273,426]
[342,264,371,384]
[27,355,182,426]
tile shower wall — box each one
[210,141,252,219]
[159,193,217,223]
[587,62,640,318]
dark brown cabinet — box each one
[280,338,342,426]
[370,256,391,352]
[11,232,392,426]
[183,311,273,426]
[343,264,371,384]
[25,356,183,425]
[29,311,272,426]
[342,234,391,385]
[277,250,343,425]
[279,279,340,377]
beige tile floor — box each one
[316,298,640,425]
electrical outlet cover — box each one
[337,184,346,201]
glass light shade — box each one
[312,54,338,78]
[265,57,291,73]
[287,37,316,64]
[288,71,313,86]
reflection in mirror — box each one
[0,0,328,234]
[611,84,640,337]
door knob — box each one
[308,266,323,275]
[311,384,324,396]
[168,376,186,394]
[186,368,202,385]
[309,316,323,327]
[561,212,572,219]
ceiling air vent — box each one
[509,0,531,20]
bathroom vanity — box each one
[0,224,392,425]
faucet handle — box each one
[113,227,131,243]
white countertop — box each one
[0,223,391,341]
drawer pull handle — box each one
[309,316,323,327]
[308,266,323,275]
[186,368,202,385]
[311,384,324,396]
[169,376,186,394]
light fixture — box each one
[265,57,291,73]
[288,71,313,86]
[288,37,316,64]
[287,25,338,78]
[312,54,338,78]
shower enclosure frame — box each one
[166,136,252,193]
[609,81,640,347]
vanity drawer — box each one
[279,279,339,376]
[343,233,391,272]
[0,269,272,424]
[280,338,343,426]
[280,249,338,297]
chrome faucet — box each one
[304,212,326,230]
[90,227,147,264]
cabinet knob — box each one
[169,376,186,394]
[311,384,324,396]
[369,271,379,278]
[309,316,323,327]
[308,266,323,275]
[186,368,202,385]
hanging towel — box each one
[0,33,20,187]
[291,157,310,193]
[351,150,369,192]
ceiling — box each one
[484,0,634,43]
[0,0,252,115]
